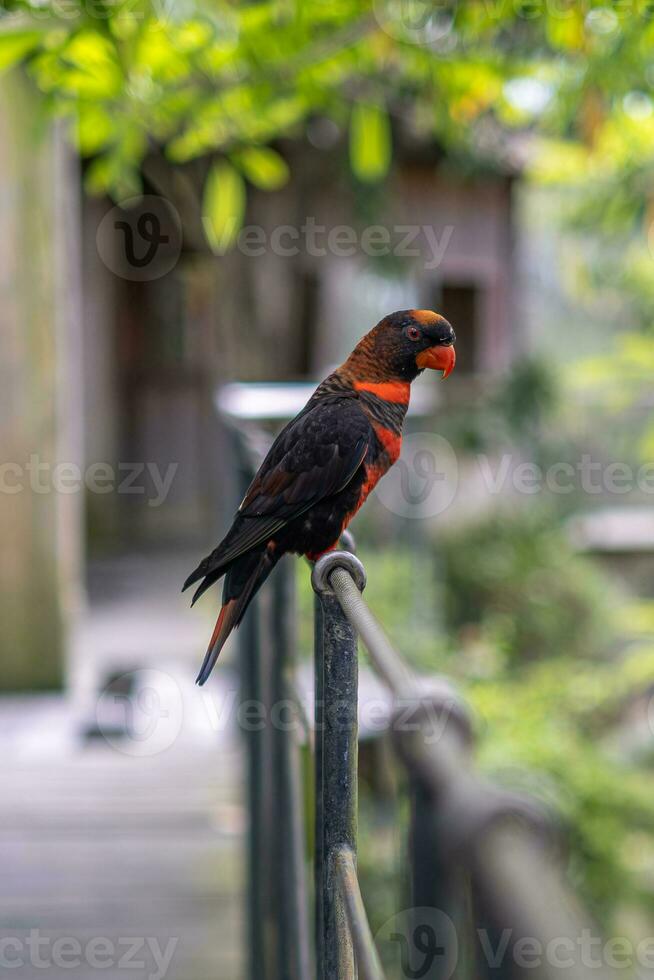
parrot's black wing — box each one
[183,394,371,602]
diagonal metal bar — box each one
[334,847,386,980]
[322,561,416,697]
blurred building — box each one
[1,82,519,691]
[82,140,518,550]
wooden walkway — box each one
[0,551,246,980]
[0,694,244,980]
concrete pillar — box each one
[0,70,83,690]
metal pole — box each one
[271,556,311,980]
[241,563,269,978]
[408,777,466,980]
[314,591,326,979]
[233,431,273,980]
[312,554,366,980]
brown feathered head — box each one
[345,309,456,382]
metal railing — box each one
[220,414,615,980]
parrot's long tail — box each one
[195,547,277,685]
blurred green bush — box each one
[440,508,615,667]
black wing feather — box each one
[183,395,371,595]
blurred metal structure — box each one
[218,397,615,980]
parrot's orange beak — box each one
[416,344,456,379]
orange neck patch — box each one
[354,380,411,404]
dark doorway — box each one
[432,283,479,376]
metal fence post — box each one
[233,432,275,980]
[238,572,270,978]
[314,590,326,978]
[312,553,367,980]
[271,556,311,980]
[408,777,466,980]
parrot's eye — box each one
[406,325,421,341]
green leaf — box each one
[202,160,246,254]
[84,152,142,200]
[64,30,116,68]
[58,30,122,98]
[233,146,289,190]
[76,104,117,155]
[0,30,42,75]
[349,102,391,183]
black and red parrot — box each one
[184,309,456,684]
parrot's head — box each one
[357,309,456,382]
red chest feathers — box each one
[373,423,402,466]
[358,424,401,501]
